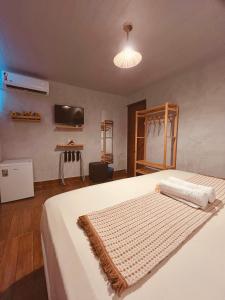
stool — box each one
[89,162,114,183]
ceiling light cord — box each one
[123,23,133,42]
[126,31,129,42]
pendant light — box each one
[113,23,142,69]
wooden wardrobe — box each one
[134,102,179,176]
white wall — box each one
[130,56,225,178]
[0,81,128,182]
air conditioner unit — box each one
[2,71,49,95]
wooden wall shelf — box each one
[55,144,84,151]
[11,115,41,122]
[55,124,83,131]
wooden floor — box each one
[0,171,127,300]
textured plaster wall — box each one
[130,56,225,178]
[0,81,128,182]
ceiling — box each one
[0,0,225,95]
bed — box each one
[40,170,225,300]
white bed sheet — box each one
[41,170,225,300]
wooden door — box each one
[127,100,146,177]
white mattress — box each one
[40,170,225,300]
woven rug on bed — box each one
[78,175,225,295]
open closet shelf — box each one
[55,144,84,151]
[136,167,159,175]
[136,160,167,170]
[134,102,179,176]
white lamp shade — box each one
[113,47,142,68]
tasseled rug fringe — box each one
[77,215,128,295]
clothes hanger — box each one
[147,117,152,136]
[153,117,157,136]
[169,117,173,137]
[158,117,162,136]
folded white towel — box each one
[168,177,216,203]
[158,179,210,209]
[168,194,200,209]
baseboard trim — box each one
[34,169,127,189]
[34,176,88,189]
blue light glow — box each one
[0,70,6,113]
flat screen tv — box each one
[54,105,84,126]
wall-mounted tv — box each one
[54,105,84,126]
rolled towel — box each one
[168,177,216,203]
[158,179,210,209]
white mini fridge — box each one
[0,158,34,203]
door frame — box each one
[127,99,146,177]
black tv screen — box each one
[54,105,84,126]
